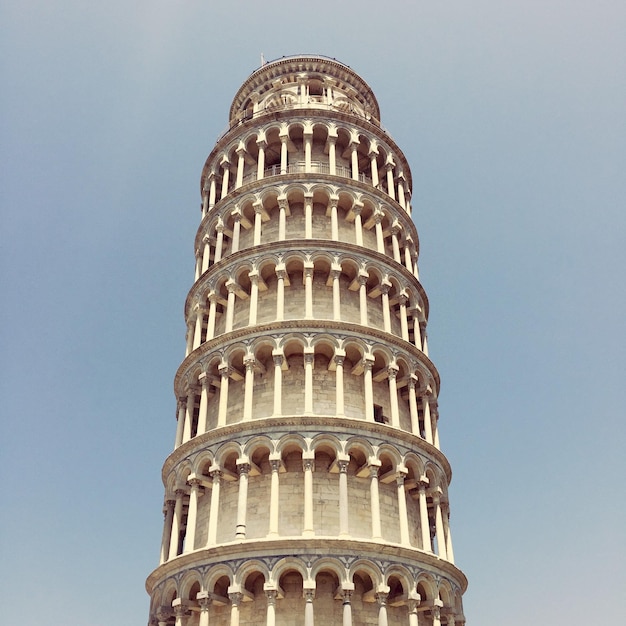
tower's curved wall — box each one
[146,56,467,626]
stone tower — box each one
[146,55,467,626]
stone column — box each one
[206,292,217,341]
[207,173,217,209]
[182,387,196,442]
[328,135,337,175]
[235,462,250,539]
[407,377,420,436]
[168,489,185,559]
[214,221,224,264]
[381,282,391,333]
[248,271,259,326]
[432,604,442,626]
[304,263,314,318]
[420,321,429,356]
[407,598,419,626]
[228,592,242,626]
[224,280,237,333]
[304,586,315,626]
[268,457,282,537]
[442,500,455,564]
[231,211,241,253]
[217,363,230,427]
[206,468,221,546]
[304,193,313,239]
[253,201,263,245]
[197,373,210,435]
[369,461,382,539]
[220,160,230,199]
[369,148,379,187]
[303,453,315,536]
[329,197,339,240]
[387,366,400,427]
[358,273,368,326]
[353,203,364,246]
[399,294,409,341]
[342,588,353,626]
[272,351,283,416]
[265,589,277,626]
[160,499,175,563]
[304,130,313,172]
[391,223,401,262]
[334,351,345,416]
[422,393,434,444]
[338,457,349,537]
[280,134,288,174]
[243,355,255,422]
[278,198,288,241]
[331,265,341,320]
[418,481,431,552]
[275,266,286,321]
[197,593,212,626]
[184,477,201,553]
[350,141,359,180]
[193,304,205,350]
[174,397,186,448]
[385,162,395,201]
[173,600,189,626]
[235,146,245,188]
[304,350,314,413]
[257,139,266,180]
[376,592,389,626]
[374,213,385,254]
[396,470,410,545]
[396,173,406,210]
[201,235,211,273]
[363,357,375,422]
[433,493,447,560]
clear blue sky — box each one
[1,1,625,624]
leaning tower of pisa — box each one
[146,56,467,626]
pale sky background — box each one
[1,1,625,625]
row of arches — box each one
[161,434,452,565]
[186,248,427,355]
[151,556,464,626]
[175,332,439,446]
[200,118,412,217]
[193,182,420,282]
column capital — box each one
[228,591,243,606]
[236,461,251,476]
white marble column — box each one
[304,263,314,318]
[304,587,315,626]
[399,294,409,341]
[265,589,277,626]
[374,213,385,254]
[253,201,263,245]
[207,173,217,209]
[173,600,189,626]
[248,271,259,326]
[192,304,205,350]
[407,598,419,626]
[381,282,391,333]
[304,131,313,172]
[407,377,420,436]
[353,203,364,246]
[350,141,359,180]
[224,280,237,332]
[184,477,202,553]
[272,351,283,416]
[304,193,313,239]
[228,592,242,626]
[442,500,455,564]
[168,489,185,559]
[331,265,341,320]
[235,462,250,539]
[160,499,175,563]
[328,135,337,175]
[391,223,402,262]
[280,134,288,174]
[217,363,230,427]
[197,594,212,626]
[358,273,368,326]
[278,198,288,240]
[422,393,434,444]
[243,355,255,422]
[387,366,400,428]
[363,357,375,422]
[418,481,431,552]
[329,198,339,240]
[338,457,349,537]
[220,160,231,199]
[214,221,224,263]
[267,456,282,537]
[174,397,186,449]
[342,588,353,626]
[433,493,447,560]
[231,211,241,253]
[303,453,315,536]
[304,350,314,413]
[257,139,266,180]
[182,387,196,443]
[334,351,345,416]
[396,470,410,545]
[385,162,395,201]
[201,235,211,273]
[197,373,210,435]
[235,146,245,188]
[275,266,286,321]
[206,292,217,341]
[206,468,221,546]
[369,461,382,539]
[369,148,379,187]
[376,592,389,626]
